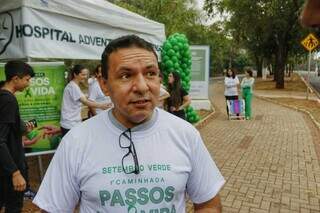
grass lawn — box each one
[255,73,320,124]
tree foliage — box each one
[204,0,308,88]
[109,0,251,75]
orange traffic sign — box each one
[301,33,319,52]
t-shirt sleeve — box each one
[186,132,225,204]
[33,135,80,212]
[69,83,85,102]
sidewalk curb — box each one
[194,107,216,130]
[256,95,320,130]
[299,74,320,99]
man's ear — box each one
[98,78,109,96]
[11,76,19,82]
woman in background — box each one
[60,65,109,136]
[224,68,240,117]
[241,68,255,120]
[167,72,191,120]
[158,71,170,109]
[88,64,113,117]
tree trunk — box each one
[275,43,288,89]
[255,56,263,78]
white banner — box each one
[189,45,210,100]
[0,8,163,59]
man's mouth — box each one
[131,99,150,106]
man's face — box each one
[14,75,32,92]
[103,47,160,128]
[301,0,320,27]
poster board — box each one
[0,62,65,154]
[189,45,210,100]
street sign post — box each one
[301,33,319,99]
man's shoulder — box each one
[66,113,106,139]
[0,89,16,103]
[157,109,196,131]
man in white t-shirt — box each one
[33,35,225,212]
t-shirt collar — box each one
[108,108,158,132]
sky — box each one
[195,0,226,25]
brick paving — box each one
[190,81,320,213]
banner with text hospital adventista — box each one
[0,9,161,60]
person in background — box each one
[33,35,225,212]
[157,71,170,109]
[60,64,109,137]
[300,0,320,28]
[241,68,255,120]
[224,68,240,117]
[88,64,113,117]
[0,61,34,213]
[167,71,191,120]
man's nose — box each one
[132,73,148,93]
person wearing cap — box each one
[34,35,225,212]
[0,61,35,213]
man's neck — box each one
[2,82,16,94]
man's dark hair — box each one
[101,35,157,79]
[4,60,35,81]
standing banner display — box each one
[189,45,210,100]
[0,62,65,154]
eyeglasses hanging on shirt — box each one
[119,128,140,174]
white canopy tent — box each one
[0,0,166,59]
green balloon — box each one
[168,49,175,56]
[176,52,182,59]
[180,72,186,79]
[181,58,188,64]
[164,42,172,50]
[163,55,169,62]
[165,60,174,68]
[170,38,178,45]
[183,43,189,50]
[174,62,180,69]
[182,51,189,57]
[171,56,178,63]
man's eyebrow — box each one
[117,66,132,72]
[146,64,158,69]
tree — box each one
[204,0,306,88]
[109,0,251,76]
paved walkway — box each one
[191,81,320,213]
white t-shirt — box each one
[60,81,85,129]
[88,79,112,114]
[224,76,239,96]
[34,108,225,213]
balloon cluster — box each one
[161,33,200,123]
